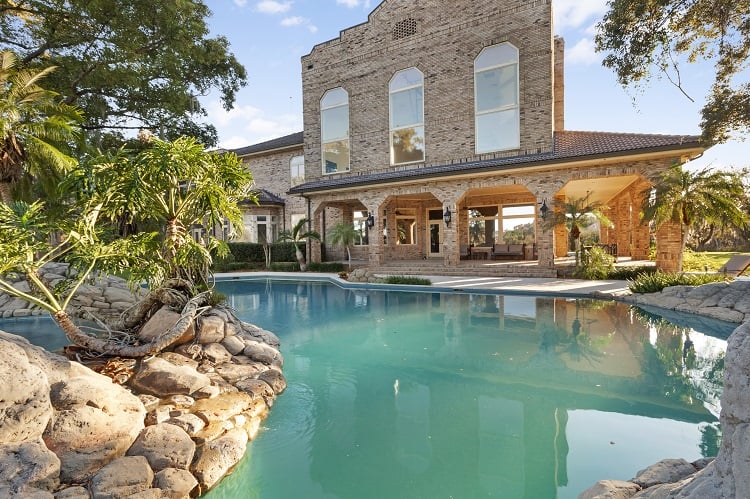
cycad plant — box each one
[278,217,320,271]
[328,222,358,269]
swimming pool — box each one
[203,278,731,499]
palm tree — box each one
[0,51,81,204]
[328,222,358,268]
[278,217,320,271]
[545,193,612,266]
[642,163,747,272]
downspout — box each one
[302,194,312,265]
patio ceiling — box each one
[558,175,640,205]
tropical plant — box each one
[0,51,81,204]
[0,200,203,357]
[328,222,358,268]
[545,193,612,266]
[642,164,748,272]
[628,271,729,294]
[278,217,320,271]
[64,136,255,289]
[595,0,750,144]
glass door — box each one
[428,209,443,257]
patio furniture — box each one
[718,254,750,277]
[472,246,492,260]
[492,243,526,260]
[460,245,471,260]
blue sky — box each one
[203,0,746,170]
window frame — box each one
[320,87,350,175]
[474,43,520,154]
[290,155,305,186]
[389,67,425,166]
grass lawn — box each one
[682,251,750,275]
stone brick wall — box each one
[301,0,554,183]
[239,147,307,232]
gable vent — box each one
[392,18,417,40]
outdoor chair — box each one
[717,254,750,277]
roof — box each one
[241,188,286,206]
[288,130,703,194]
[231,132,303,157]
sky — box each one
[202,0,747,170]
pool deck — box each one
[215,271,632,299]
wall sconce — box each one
[539,199,549,220]
[443,207,452,226]
[366,214,375,228]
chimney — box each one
[553,36,565,132]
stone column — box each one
[442,201,459,267]
[553,194,568,258]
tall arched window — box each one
[389,68,425,165]
[321,87,350,173]
[474,43,519,153]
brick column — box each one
[443,201,459,267]
[655,221,682,272]
[553,194,568,258]
[309,199,324,264]
[631,181,651,260]
[368,199,387,266]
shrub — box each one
[226,242,302,263]
[269,262,300,272]
[607,265,657,280]
[628,272,729,294]
[381,276,432,285]
[575,246,614,280]
[308,262,346,272]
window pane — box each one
[321,88,348,108]
[502,205,535,217]
[391,126,425,164]
[323,140,350,173]
[390,87,423,128]
[322,105,349,141]
[476,65,517,112]
[475,43,518,71]
[476,109,519,153]
[396,217,416,244]
[390,68,423,92]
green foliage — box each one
[595,0,750,144]
[574,246,615,280]
[544,193,611,265]
[381,276,432,286]
[0,51,82,204]
[641,164,748,272]
[628,272,730,294]
[269,262,300,272]
[606,265,658,280]
[328,222,358,267]
[278,218,320,271]
[0,1,246,146]
[307,262,346,272]
[225,242,301,263]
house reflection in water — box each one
[220,280,728,498]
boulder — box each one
[631,458,696,488]
[202,343,232,364]
[578,479,640,499]
[0,439,60,494]
[89,455,154,499]
[153,468,198,499]
[214,361,266,384]
[191,392,255,425]
[53,486,90,498]
[190,428,248,490]
[258,369,287,395]
[126,423,195,472]
[138,308,195,345]
[196,316,225,344]
[129,357,211,397]
[44,374,145,483]
[0,339,52,443]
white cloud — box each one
[255,0,292,14]
[281,16,318,33]
[566,38,600,66]
[234,0,248,6]
[553,0,608,30]
[336,0,360,7]
[205,99,302,149]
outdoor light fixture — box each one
[366,214,375,228]
[443,207,452,226]
[540,199,549,220]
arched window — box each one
[321,88,350,173]
[290,155,304,186]
[389,68,425,165]
[474,43,519,153]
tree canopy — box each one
[0,0,247,146]
[595,0,750,144]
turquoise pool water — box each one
[204,279,731,499]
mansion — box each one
[231,0,704,276]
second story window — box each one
[475,43,519,153]
[389,68,424,165]
[290,155,304,186]
[321,88,350,174]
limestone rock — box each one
[632,458,696,488]
[0,439,60,494]
[196,315,225,344]
[129,357,211,397]
[0,339,52,443]
[578,479,640,499]
[221,335,246,356]
[138,308,195,346]
[0,485,54,498]
[53,485,90,498]
[164,414,206,437]
[258,369,287,395]
[89,455,154,499]
[234,378,274,401]
[153,468,198,499]
[214,361,266,384]
[190,428,248,490]
[202,343,232,364]
[191,392,254,425]
[126,423,195,472]
[44,374,145,483]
